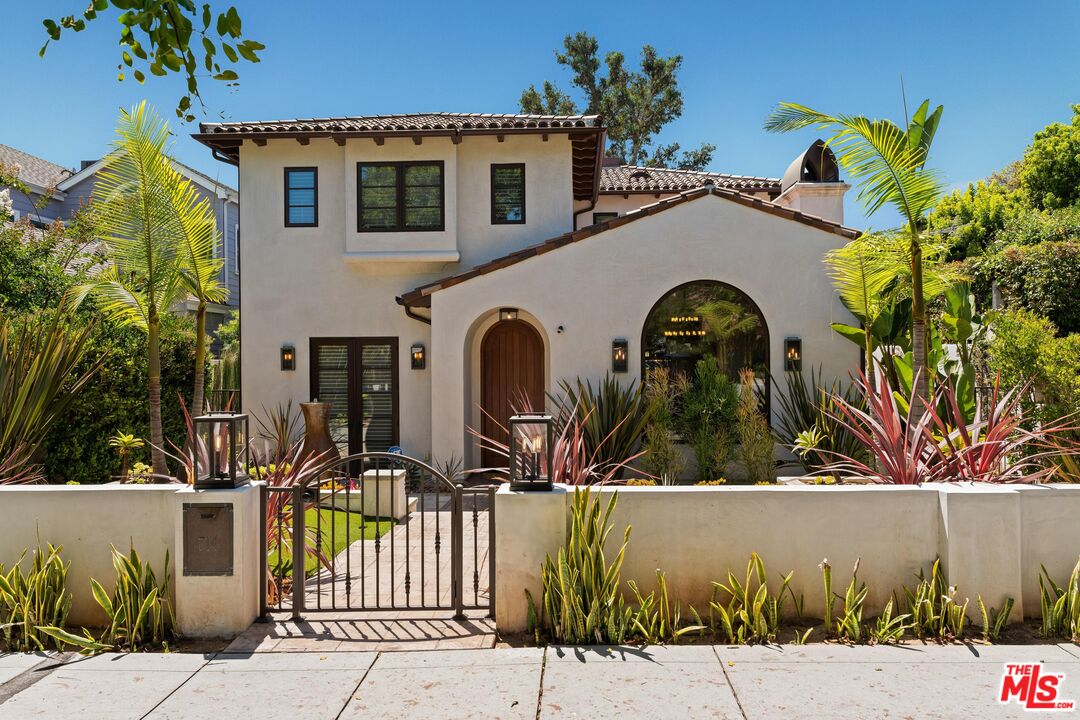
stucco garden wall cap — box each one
[0,484,181,492]
[398,186,861,308]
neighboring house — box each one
[0,143,73,225]
[193,112,856,471]
[0,143,241,342]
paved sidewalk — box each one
[2,643,1079,719]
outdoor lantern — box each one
[507,413,553,492]
[280,344,295,371]
[785,337,802,372]
[411,343,426,370]
[194,412,249,489]
[612,338,628,373]
[499,307,519,322]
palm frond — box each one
[160,159,228,305]
[823,232,898,321]
[764,102,947,223]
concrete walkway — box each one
[1,643,1078,718]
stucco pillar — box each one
[934,483,1024,620]
[494,485,567,632]
[173,483,261,638]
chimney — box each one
[773,140,849,226]
[80,159,97,171]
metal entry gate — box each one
[260,452,495,620]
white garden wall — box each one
[0,483,260,637]
[494,483,1080,632]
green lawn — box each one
[269,508,393,578]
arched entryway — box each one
[479,319,545,467]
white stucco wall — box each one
[237,134,575,457]
[0,484,260,637]
[495,483,1080,632]
[431,192,859,465]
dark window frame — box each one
[284,167,318,228]
[309,337,400,455]
[356,161,445,233]
[592,212,618,225]
[490,163,526,225]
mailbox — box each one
[182,503,234,576]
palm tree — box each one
[79,102,190,475]
[765,99,945,418]
[696,299,760,374]
[170,178,226,417]
[825,230,963,381]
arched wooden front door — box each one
[480,319,545,467]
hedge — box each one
[41,315,200,484]
[971,240,1080,335]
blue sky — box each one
[3,1,1078,229]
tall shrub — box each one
[42,316,199,483]
[642,366,685,483]
[0,304,104,483]
[736,369,775,483]
[676,356,738,480]
[973,241,1080,334]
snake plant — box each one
[526,487,633,644]
[0,542,72,651]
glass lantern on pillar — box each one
[194,412,250,489]
[507,413,553,491]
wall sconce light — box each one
[280,344,295,371]
[784,337,802,372]
[499,307,519,322]
[411,343,426,370]
[612,338,628,373]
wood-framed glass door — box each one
[310,337,399,456]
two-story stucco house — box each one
[193,113,859,472]
[1,143,241,341]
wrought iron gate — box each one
[260,452,495,620]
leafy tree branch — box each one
[40,1,265,122]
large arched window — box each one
[642,280,769,386]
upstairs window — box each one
[491,163,525,224]
[358,161,444,232]
[284,167,318,227]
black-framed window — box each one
[491,163,525,224]
[284,167,318,227]
[357,161,444,232]
[592,212,618,225]
[310,337,399,456]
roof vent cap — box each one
[781,139,840,193]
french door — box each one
[310,337,399,456]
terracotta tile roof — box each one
[194,112,605,201]
[600,165,780,194]
[199,112,600,136]
[0,144,72,190]
[398,186,859,308]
